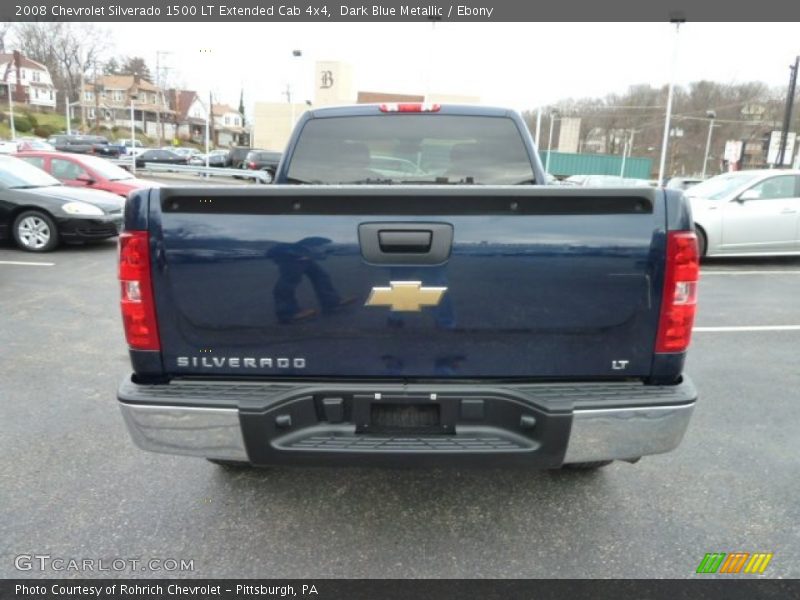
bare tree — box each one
[9,22,111,117]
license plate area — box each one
[370,403,441,433]
[353,394,457,434]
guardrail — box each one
[111,160,272,183]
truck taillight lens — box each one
[379,103,441,113]
[655,231,699,353]
[119,231,160,351]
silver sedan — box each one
[687,169,800,257]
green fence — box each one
[539,151,653,179]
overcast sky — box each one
[108,22,799,113]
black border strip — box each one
[2,579,797,599]
[5,1,800,22]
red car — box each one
[16,151,158,198]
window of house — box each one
[49,90,53,100]
[114,90,124,102]
[85,91,93,101]
[21,69,26,80]
[88,108,95,119]
[224,116,230,125]
[32,71,40,82]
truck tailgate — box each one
[147,186,666,379]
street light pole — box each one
[657,20,683,186]
[701,110,716,179]
[130,94,137,174]
[620,133,628,179]
[545,110,557,174]
[290,49,302,128]
[535,107,542,148]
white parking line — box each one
[701,270,800,275]
[694,325,800,332]
[0,260,55,267]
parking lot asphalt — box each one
[1,241,798,579]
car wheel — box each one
[206,458,253,469]
[696,227,707,258]
[560,460,613,470]
[13,210,59,252]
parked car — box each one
[163,146,201,159]
[226,146,254,169]
[686,169,800,257]
[571,175,652,187]
[15,138,55,152]
[241,150,282,180]
[666,177,704,191]
[135,149,188,169]
[46,135,121,157]
[0,155,124,252]
[114,139,147,156]
[17,151,160,198]
[189,150,227,167]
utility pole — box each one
[776,56,799,167]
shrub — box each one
[23,112,38,128]
[13,115,32,133]
[34,124,57,137]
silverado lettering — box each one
[176,357,306,369]
[117,104,699,472]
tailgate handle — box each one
[359,222,453,265]
[378,230,432,253]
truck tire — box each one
[561,460,613,470]
[13,210,59,252]
[206,458,253,468]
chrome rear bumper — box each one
[118,377,696,466]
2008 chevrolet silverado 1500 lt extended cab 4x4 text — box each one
[116,103,699,470]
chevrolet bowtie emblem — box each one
[365,281,447,312]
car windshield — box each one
[686,171,763,200]
[286,115,535,184]
[78,155,135,181]
[0,156,61,188]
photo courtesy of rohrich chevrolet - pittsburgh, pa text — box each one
[1,0,799,598]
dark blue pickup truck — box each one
[117,103,699,470]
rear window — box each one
[287,115,535,184]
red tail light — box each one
[655,231,699,353]
[379,103,441,113]
[119,231,160,351]
[248,161,257,169]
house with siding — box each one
[76,75,175,138]
[0,51,57,109]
